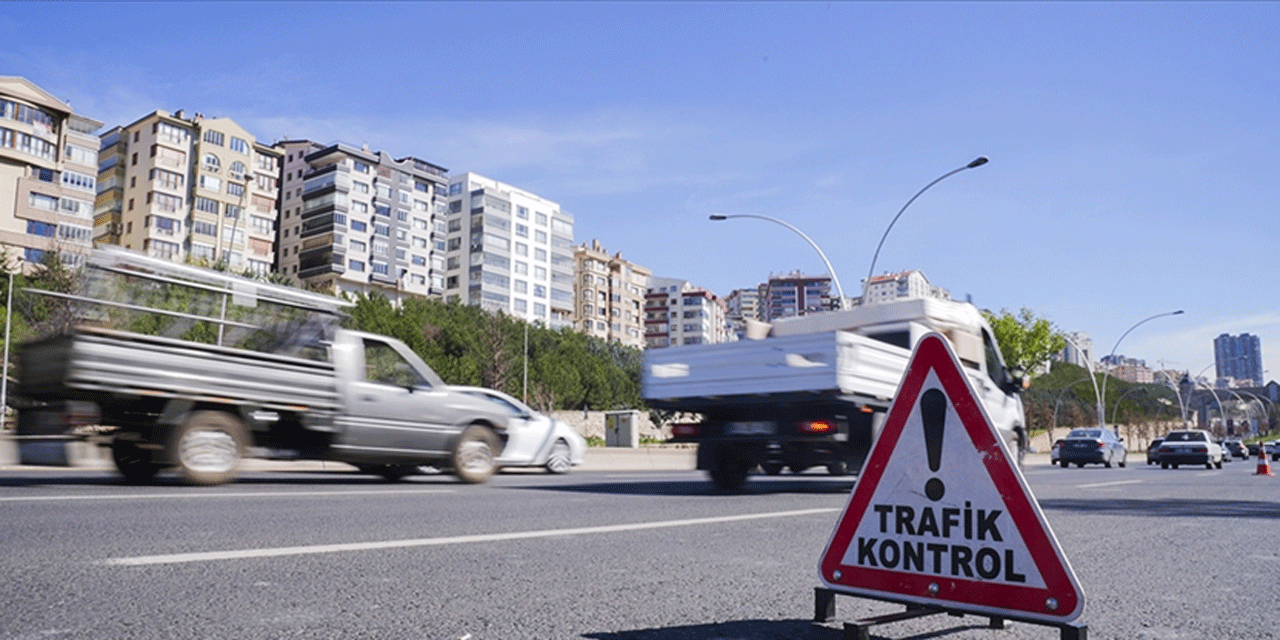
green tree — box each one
[982,307,1065,378]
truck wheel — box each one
[707,444,751,491]
[452,425,499,484]
[170,411,246,485]
[111,438,162,484]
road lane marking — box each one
[0,488,454,503]
[102,507,839,567]
[1075,479,1144,489]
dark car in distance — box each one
[1057,428,1127,468]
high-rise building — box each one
[1214,333,1264,386]
[0,76,102,269]
[762,271,832,321]
[573,239,650,348]
[95,110,281,275]
[442,173,575,327]
[275,140,447,299]
[862,270,951,306]
[645,277,728,348]
[1061,331,1094,368]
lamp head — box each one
[709,215,727,221]
[967,157,989,169]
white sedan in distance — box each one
[451,386,587,473]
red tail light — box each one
[797,420,836,435]
[671,423,700,438]
[1095,440,1106,449]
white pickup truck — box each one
[643,297,1028,490]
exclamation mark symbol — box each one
[920,388,947,502]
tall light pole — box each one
[864,156,988,300]
[709,214,848,310]
[1062,333,1104,427]
[1097,310,1184,429]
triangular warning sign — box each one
[818,333,1084,623]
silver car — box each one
[451,386,587,473]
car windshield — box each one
[1067,430,1102,438]
[1164,431,1205,442]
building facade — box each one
[862,269,951,306]
[761,271,832,321]
[443,173,575,327]
[0,77,102,270]
[1214,333,1264,387]
[723,286,762,339]
[644,277,728,348]
[275,140,447,299]
[573,239,650,348]
[95,110,281,275]
[1060,331,1094,368]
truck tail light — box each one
[671,423,700,438]
[797,420,836,435]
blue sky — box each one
[3,2,1278,383]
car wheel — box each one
[1059,459,1069,468]
[169,411,246,485]
[544,439,573,474]
[1214,458,1223,470]
[1104,453,1112,469]
[452,425,500,484]
[1161,461,1168,469]
[111,438,162,484]
[1172,463,1179,469]
[1076,462,1085,468]
[1118,453,1126,468]
[827,460,850,476]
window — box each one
[203,130,225,146]
[28,193,58,212]
[229,161,247,179]
[202,153,221,172]
[348,259,365,272]
[61,170,95,193]
[226,181,245,197]
[150,192,182,213]
[151,216,180,236]
[151,168,184,189]
[192,221,217,236]
[229,137,249,154]
[353,161,370,174]
[26,220,56,237]
[195,196,220,214]
[199,174,223,192]
[350,239,366,252]
[515,224,528,238]
[350,220,367,232]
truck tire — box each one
[452,425,499,484]
[707,444,752,491]
[111,438,162,484]
[169,411,247,485]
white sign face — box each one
[819,334,1084,623]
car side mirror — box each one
[1003,366,1028,394]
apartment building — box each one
[761,271,833,321]
[275,140,447,299]
[95,110,281,275]
[442,173,574,327]
[862,269,951,306]
[1214,333,1264,387]
[723,287,761,340]
[573,239,650,348]
[645,277,729,348]
[0,77,102,269]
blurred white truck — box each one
[643,297,1028,491]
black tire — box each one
[1076,462,1085,468]
[826,460,850,476]
[761,462,785,475]
[111,438,162,484]
[452,425,499,484]
[707,444,752,491]
[169,411,247,485]
[544,439,572,474]
[1104,455,1112,469]
[1118,454,1126,468]
[1161,462,1169,469]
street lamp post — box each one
[709,214,848,310]
[1062,333,1105,427]
[1097,310,1184,430]
[864,156,988,300]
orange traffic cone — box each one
[1255,443,1273,476]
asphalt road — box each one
[1,452,1277,640]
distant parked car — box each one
[1246,442,1261,457]
[450,386,587,473]
[1146,438,1164,465]
[1057,428,1127,468]
[1222,440,1248,460]
[1272,441,1280,462]
[1157,430,1223,469]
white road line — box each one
[1075,479,1144,489]
[103,507,839,567]
[0,489,454,503]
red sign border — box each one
[818,333,1084,622]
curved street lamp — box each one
[709,214,848,310]
[1097,310,1184,429]
[864,156,988,299]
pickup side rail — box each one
[643,330,908,409]
[18,328,341,416]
